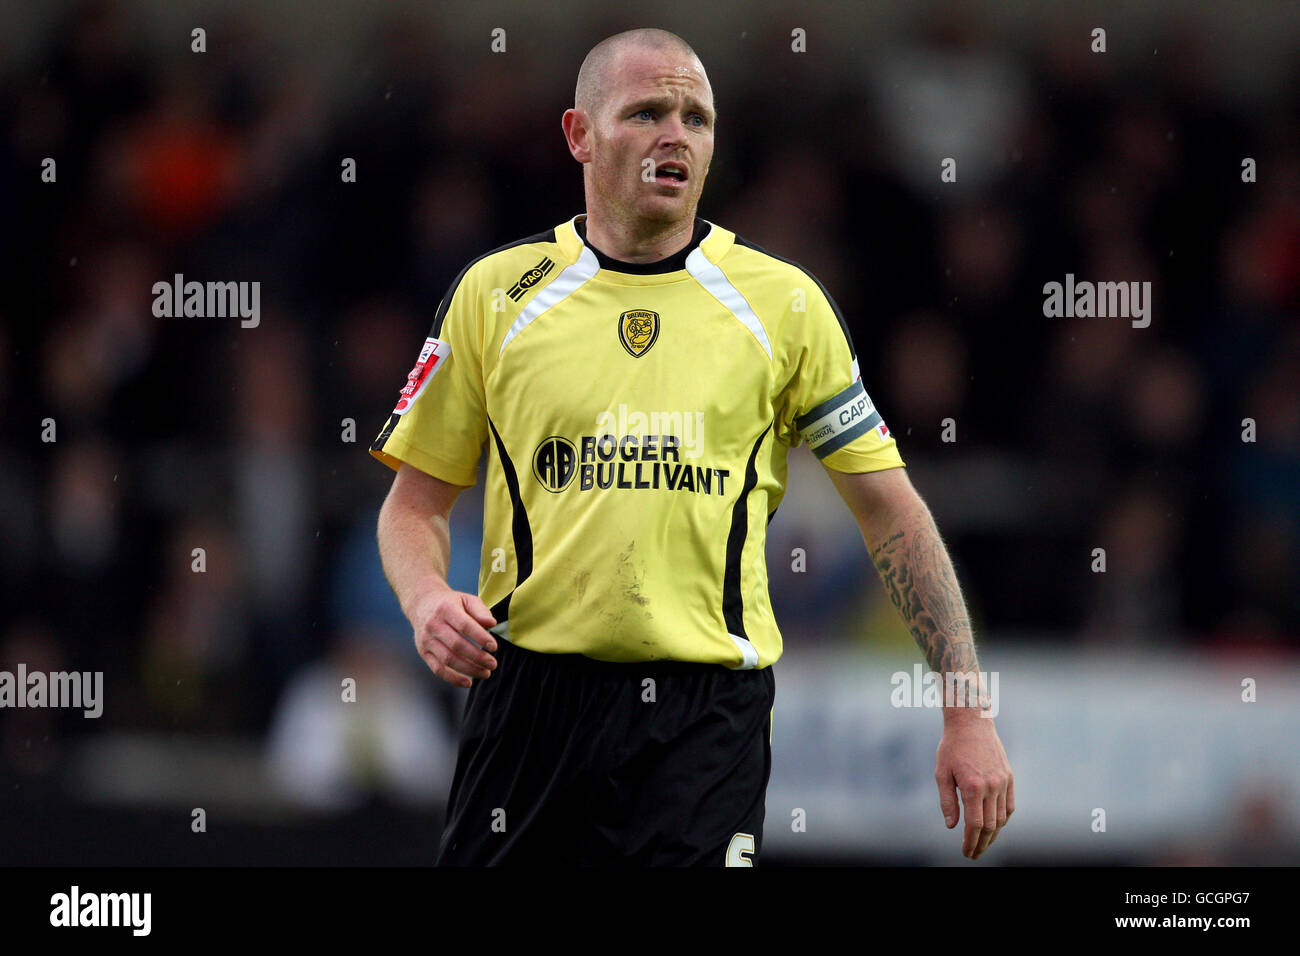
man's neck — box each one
[580,211,697,264]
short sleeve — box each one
[369,270,488,486]
[775,280,905,474]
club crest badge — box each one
[618,309,660,357]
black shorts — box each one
[435,635,776,866]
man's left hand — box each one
[935,716,1014,859]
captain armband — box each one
[794,380,883,459]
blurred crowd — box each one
[0,0,1296,815]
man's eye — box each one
[689,114,705,126]
[636,109,654,120]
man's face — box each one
[577,47,715,228]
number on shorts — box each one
[725,832,755,867]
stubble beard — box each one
[590,168,696,235]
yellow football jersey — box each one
[371,213,904,668]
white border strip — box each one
[686,245,773,359]
[499,245,600,355]
[728,633,760,669]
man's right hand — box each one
[408,584,499,688]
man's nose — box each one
[660,116,689,149]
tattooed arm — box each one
[825,464,1014,859]
[868,510,983,706]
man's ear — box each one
[562,108,593,164]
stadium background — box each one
[0,0,1296,865]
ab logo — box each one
[533,436,577,492]
[618,309,660,357]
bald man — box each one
[372,28,1013,866]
